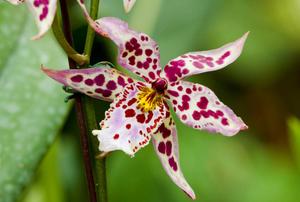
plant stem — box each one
[83,0,100,58]
[81,0,108,201]
[58,0,108,201]
[83,97,108,202]
[52,11,88,65]
[58,0,99,202]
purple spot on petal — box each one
[130,37,138,44]
[192,111,201,120]
[216,110,224,117]
[167,90,179,97]
[39,6,48,21]
[164,60,186,82]
[95,88,102,93]
[102,90,112,97]
[197,97,209,109]
[158,142,165,154]
[94,74,105,86]
[221,118,229,126]
[143,62,150,69]
[33,0,40,7]
[145,49,153,56]
[128,56,136,65]
[71,75,83,83]
[84,79,94,86]
[182,68,189,74]
[135,49,143,56]
[168,157,178,171]
[146,57,152,63]
[166,141,172,156]
[200,110,209,118]
[157,123,171,139]
[117,76,126,87]
[193,61,204,68]
[148,72,156,80]
[128,78,134,83]
[106,80,117,90]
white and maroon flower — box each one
[5,0,57,40]
[42,5,248,198]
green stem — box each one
[83,97,108,202]
[57,0,100,201]
[80,0,108,201]
[52,11,88,65]
[55,0,107,199]
[83,0,100,59]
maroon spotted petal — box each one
[152,108,196,199]
[42,65,137,102]
[162,33,248,82]
[167,80,248,136]
[77,0,161,83]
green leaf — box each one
[21,139,65,202]
[0,3,27,71]
[0,4,70,202]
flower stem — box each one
[52,10,88,65]
[81,0,108,201]
[83,0,100,59]
[58,0,106,202]
[83,97,108,202]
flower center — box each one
[151,78,168,94]
[137,86,164,112]
[137,79,168,112]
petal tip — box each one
[41,66,54,76]
[241,123,249,131]
[238,117,248,131]
[244,31,250,38]
[219,117,248,137]
[182,188,196,200]
[225,122,248,137]
[123,0,136,13]
[237,31,250,48]
[41,66,67,84]
[41,65,54,76]
[31,33,43,41]
[189,192,197,200]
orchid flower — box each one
[42,3,248,198]
[5,0,136,40]
[5,0,57,40]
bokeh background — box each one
[1,0,300,201]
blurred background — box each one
[1,0,300,201]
